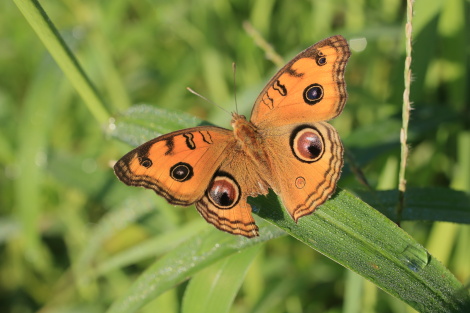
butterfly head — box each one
[230,112,247,126]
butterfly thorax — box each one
[231,113,271,171]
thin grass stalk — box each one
[397,0,414,221]
[243,21,284,67]
[13,0,109,124]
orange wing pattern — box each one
[250,35,350,128]
[114,127,233,205]
[263,122,343,222]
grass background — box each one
[1,0,469,312]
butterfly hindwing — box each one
[262,121,343,221]
[195,149,270,237]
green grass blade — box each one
[182,245,261,313]
[94,220,208,276]
[106,223,283,313]
[13,58,63,271]
[74,194,157,289]
[251,189,470,312]
[109,104,207,146]
[13,0,109,124]
[356,188,470,223]
[343,270,365,313]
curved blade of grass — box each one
[13,58,63,271]
[74,193,158,289]
[106,221,284,313]
[182,245,261,313]
[109,104,208,146]
[13,0,109,124]
[356,188,470,223]
[250,189,470,313]
[94,220,208,276]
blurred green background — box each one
[1,0,469,312]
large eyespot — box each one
[290,126,325,163]
[139,157,153,168]
[316,51,327,66]
[303,84,324,105]
[207,173,240,209]
[170,162,193,182]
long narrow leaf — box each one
[356,188,470,223]
[13,0,109,124]
[251,189,470,312]
[106,222,284,313]
[182,245,262,313]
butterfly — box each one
[114,35,350,238]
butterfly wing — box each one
[114,127,233,206]
[196,152,270,237]
[249,36,350,221]
[114,126,267,237]
[262,122,343,221]
[250,35,350,128]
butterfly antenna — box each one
[186,87,230,115]
[232,62,239,113]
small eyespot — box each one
[295,176,306,189]
[316,52,327,66]
[139,157,153,168]
[303,84,324,105]
[170,162,193,182]
[207,174,240,209]
[290,126,325,163]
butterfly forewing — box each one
[250,35,350,128]
[114,127,234,205]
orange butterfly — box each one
[114,35,350,238]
